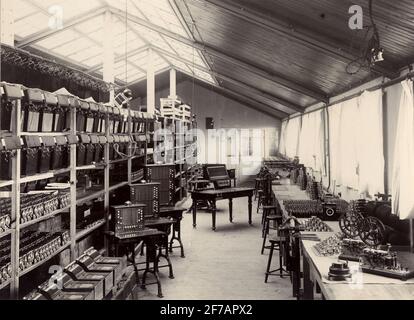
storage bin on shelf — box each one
[86,102,100,133]
[41,91,58,132]
[76,100,89,132]
[0,136,21,180]
[22,88,44,132]
[38,136,56,173]
[55,94,72,132]
[1,82,23,133]
[21,136,42,176]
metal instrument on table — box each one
[328,261,352,281]
[339,199,385,247]
[360,245,414,281]
[110,202,146,240]
[339,239,367,261]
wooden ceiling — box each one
[173,0,414,117]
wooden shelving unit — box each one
[0,83,152,299]
[149,98,198,204]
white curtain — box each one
[328,91,384,195]
[328,103,343,188]
[357,90,384,196]
[391,80,414,219]
[279,120,287,155]
[284,117,301,159]
[337,97,360,189]
[298,110,325,173]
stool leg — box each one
[254,181,259,200]
[261,220,270,255]
[265,242,275,283]
[261,213,269,238]
[279,244,284,278]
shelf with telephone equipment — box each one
[20,205,71,229]
[76,219,106,241]
[0,80,197,299]
[19,242,71,277]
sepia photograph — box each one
[0,0,414,309]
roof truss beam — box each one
[197,0,398,79]
[16,6,107,48]
[169,0,219,85]
[86,45,149,73]
[108,6,327,102]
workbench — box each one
[273,180,414,300]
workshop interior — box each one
[1,0,414,301]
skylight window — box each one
[12,0,216,86]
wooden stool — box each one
[257,190,265,213]
[254,178,265,200]
[261,214,283,253]
[261,205,278,226]
[265,234,290,283]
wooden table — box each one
[144,217,175,280]
[105,229,166,298]
[273,181,414,300]
[159,207,186,258]
[301,238,414,300]
[191,187,255,231]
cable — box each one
[346,0,382,75]
[124,0,129,85]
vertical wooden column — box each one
[169,68,177,100]
[147,48,155,115]
[70,107,77,259]
[104,112,110,253]
[0,0,15,46]
[10,99,21,299]
[103,10,115,104]
[102,10,114,254]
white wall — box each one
[150,80,282,182]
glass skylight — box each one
[12,0,216,86]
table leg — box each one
[192,198,197,228]
[229,198,233,223]
[173,218,185,258]
[131,244,140,284]
[292,236,301,299]
[212,200,217,231]
[248,195,253,225]
[303,254,314,300]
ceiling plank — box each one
[196,0,398,79]
[17,7,107,48]
[170,0,219,85]
[108,6,327,102]
[153,46,304,113]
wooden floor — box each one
[137,189,294,300]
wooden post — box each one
[70,106,77,259]
[147,48,155,114]
[169,68,177,100]
[10,98,21,299]
[0,0,15,46]
[103,10,115,254]
[103,10,115,104]
[410,219,414,253]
